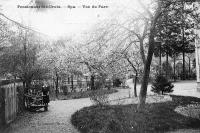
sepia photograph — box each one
[0,0,200,132]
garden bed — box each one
[71,95,200,133]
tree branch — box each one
[137,0,153,19]
[124,54,137,73]
[0,13,49,37]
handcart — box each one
[24,89,49,111]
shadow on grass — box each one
[71,95,200,133]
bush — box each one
[113,78,122,87]
[61,85,68,95]
[151,75,174,95]
[94,80,104,90]
[89,90,109,106]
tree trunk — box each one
[25,79,31,90]
[71,75,74,91]
[173,55,176,82]
[137,27,156,111]
[166,52,169,78]
[136,0,162,111]
[134,72,138,97]
[159,42,162,75]
[125,57,138,97]
[13,76,16,88]
[140,38,146,64]
[23,81,27,93]
[91,75,95,90]
[55,72,59,98]
[182,51,185,80]
[189,57,191,79]
[181,0,185,80]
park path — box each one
[2,89,130,133]
[2,80,200,133]
[3,98,92,133]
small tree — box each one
[151,75,174,95]
[162,61,173,77]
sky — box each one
[1,0,144,39]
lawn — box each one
[50,88,118,100]
[71,95,200,133]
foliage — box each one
[1,0,199,111]
[155,3,195,57]
[0,18,12,50]
[89,90,110,106]
[151,75,174,95]
[94,73,107,89]
[50,88,117,100]
[154,0,196,80]
[113,78,122,87]
[71,95,200,133]
[162,61,173,75]
[0,30,47,90]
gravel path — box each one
[2,89,130,133]
[3,98,92,133]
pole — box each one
[195,27,200,91]
[159,42,162,75]
[194,2,200,91]
[188,56,191,79]
[173,54,176,81]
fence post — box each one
[0,88,6,126]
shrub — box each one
[94,80,103,90]
[89,90,109,106]
[113,78,122,87]
[61,85,68,95]
[151,75,174,95]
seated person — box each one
[42,86,50,105]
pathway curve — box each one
[3,98,92,133]
[3,80,200,133]
[2,89,129,133]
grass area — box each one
[71,95,200,133]
[51,88,118,100]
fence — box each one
[0,83,18,126]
